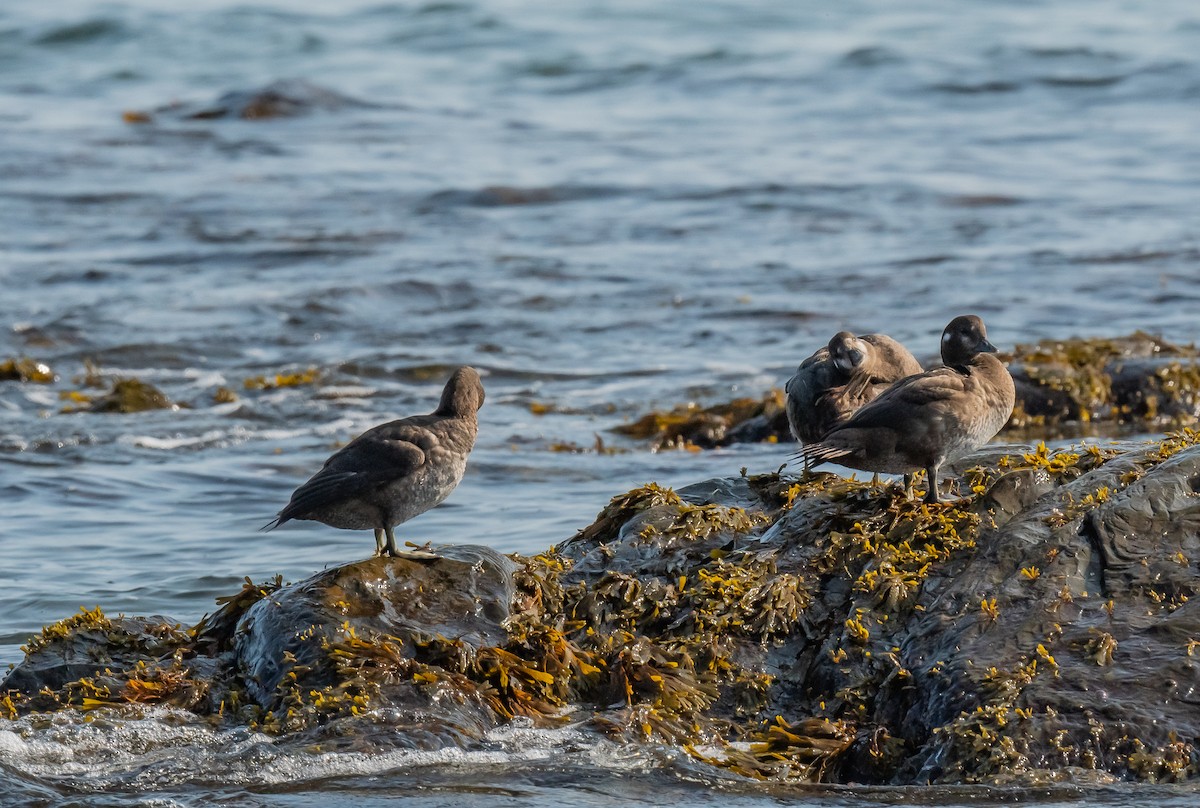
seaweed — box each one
[546,435,629,455]
[243,367,321,390]
[190,575,284,652]
[21,605,113,656]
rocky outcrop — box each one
[616,333,1200,450]
[5,433,1200,783]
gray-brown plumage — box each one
[265,366,484,556]
[802,316,1015,503]
[785,331,922,455]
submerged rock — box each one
[617,333,1200,450]
[87,378,175,413]
[5,433,1200,783]
[420,185,622,209]
[124,79,377,123]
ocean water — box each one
[2,0,1199,802]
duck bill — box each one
[834,349,866,372]
[978,338,998,353]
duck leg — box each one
[923,464,941,504]
[903,473,914,500]
[383,526,401,557]
[374,528,387,556]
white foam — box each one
[180,369,227,389]
[93,366,178,382]
[314,385,376,400]
[251,717,611,785]
[18,389,57,408]
[112,417,362,452]
[0,433,28,451]
[120,429,230,450]
[311,417,359,437]
[0,707,636,791]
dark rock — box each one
[899,443,1200,783]
[722,406,791,445]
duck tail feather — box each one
[802,443,854,465]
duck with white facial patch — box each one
[801,316,1015,503]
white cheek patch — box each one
[942,332,952,344]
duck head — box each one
[941,315,997,368]
[437,366,486,417]
[828,331,869,373]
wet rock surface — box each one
[617,333,1200,451]
[5,433,1200,783]
[233,547,517,708]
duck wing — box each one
[840,371,875,403]
[265,424,429,528]
[832,368,966,433]
[785,348,840,442]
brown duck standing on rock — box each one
[264,366,485,556]
[785,331,922,469]
[802,316,1015,503]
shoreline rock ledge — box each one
[6,433,1200,784]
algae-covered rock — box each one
[617,333,1200,450]
[0,357,55,383]
[87,378,175,413]
[612,390,787,450]
[3,607,194,714]
[233,547,517,708]
[898,438,1200,783]
[6,434,1200,783]
[1007,332,1200,436]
